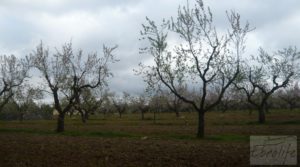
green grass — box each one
[0,110,299,142]
[0,128,140,138]
[0,128,54,135]
[0,128,251,142]
[153,134,196,140]
[212,120,300,126]
[158,134,249,141]
[246,120,300,125]
[62,130,140,138]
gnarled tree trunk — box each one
[197,111,205,138]
[56,112,65,132]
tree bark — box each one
[153,110,156,124]
[141,110,144,120]
[80,111,86,123]
[84,111,89,120]
[197,111,205,138]
[264,101,269,113]
[19,112,24,122]
[258,108,265,124]
[248,109,253,115]
[175,109,180,118]
[289,103,294,111]
[69,111,73,118]
[56,112,65,132]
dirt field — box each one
[0,110,299,167]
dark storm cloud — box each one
[0,0,299,95]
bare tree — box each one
[138,0,250,137]
[13,84,43,122]
[32,42,75,132]
[99,91,114,116]
[65,43,117,124]
[39,103,53,120]
[214,86,241,112]
[277,82,300,110]
[234,47,299,123]
[135,93,150,120]
[80,87,107,121]
[149,91,165,124]
[0,55,30,111]
[112,92,129,118]
[32,42,117,132]
[164,84,187,118]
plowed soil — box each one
[0,111,299,167]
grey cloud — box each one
[0,0,299,96]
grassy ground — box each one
[0,110,299,166]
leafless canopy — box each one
[138,0,251,137]
[32,42,117,132]
[234,47,300,123]
[0,55,30,111]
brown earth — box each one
[0,110,299,167]
[0,134,249,167]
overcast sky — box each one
[1,0,300,96]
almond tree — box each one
[234,47,299,123]
[164,84,187,117]
[13,84,43,122]
[135,93,150,120]
[214,86,241,112]
[32,42,116,132]
[66,44,117,124]
[80,87,107,121]
[112,92,129,118]
[138,0,250,137]
[276,82,300,110]
[0,55,30,111]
